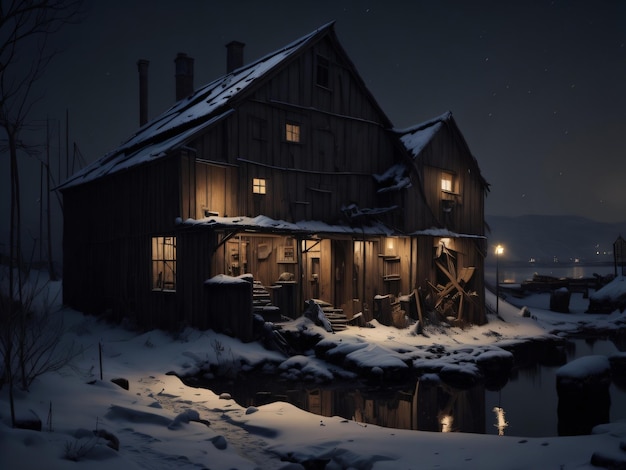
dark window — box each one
[250,116,267,141]
[316,55,329,88]
[152,236,176,291]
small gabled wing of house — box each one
[395,111,489,191]
[59,22,362,191]
[383,111,489,235]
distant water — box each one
[485,263,616,284]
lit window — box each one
[286,123,300,143]
[441,172,454,192]
[252,178,266,194]
[152,236,176,291]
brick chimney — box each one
[175,53,194,101]
[137,59,149,126]
[225,41,245,73]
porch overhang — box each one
[410,227,486,240]
[176,215,396,238]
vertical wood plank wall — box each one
[62,31,487,334]
[62,157,182,329]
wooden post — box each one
[99,342,103,380]
[414,289,424,326]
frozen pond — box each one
[484,336,626,437]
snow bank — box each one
[557,355,611,381]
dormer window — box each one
[285,123,300,143]
[252,178,266,194]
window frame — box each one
[151,235,177,292]
[316,54,330,88]
[285,122,301,143]
[441,171,457,194]
[252,177,267,195]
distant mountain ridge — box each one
[485,215,626,264]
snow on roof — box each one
[204,273,250,286]
[179,215,484,239]
[58,22,335,190]
[394,111,452,158]
[59,111,233,189]
[411,227,486,239]
[178,214,395,236]
[373,163,412,193]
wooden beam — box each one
[413,289,424,326]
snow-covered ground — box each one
[1,274,626,469]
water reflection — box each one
[188,337,626,438]
[201,375,489,434]
[493,406,508,436]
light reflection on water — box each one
[485,263,614,284]
[194,338,626,438]
[484,337,626,437]
[192,263,624,437]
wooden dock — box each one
[508,273,613,296]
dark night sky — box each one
[2,0,626,257]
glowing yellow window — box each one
[441,172,454,192]
[252,178,266,194]
[286,123,300,143]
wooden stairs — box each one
[312,299,348,331]
[253,280,281,322]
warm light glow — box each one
[495,244,504,255]
[440,414,454,433]
[387,238,394,251]
[286,123,300,142]
[441,172,453,192]
[252,178,266,194]
[493,406,509,436]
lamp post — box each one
[495,245,504,314]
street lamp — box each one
[495,245,504,314]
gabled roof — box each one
[59,22,344,190]
[394,111,489,189]
[396,111,451,158]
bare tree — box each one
[0,0,84,427]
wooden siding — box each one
[62,27,487,334]
[408,125,486,237]
[191,36,403,227]
[194,161,239,218]
[62,156,183,329]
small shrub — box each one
[64,436,99,461]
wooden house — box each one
[59,22,489,336]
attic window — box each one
[441,171,455,193]
[250,116,267,141]
[252,178,266,194]
[152,236,176,291]
[316,55,329,88]
[285,123,300,143]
